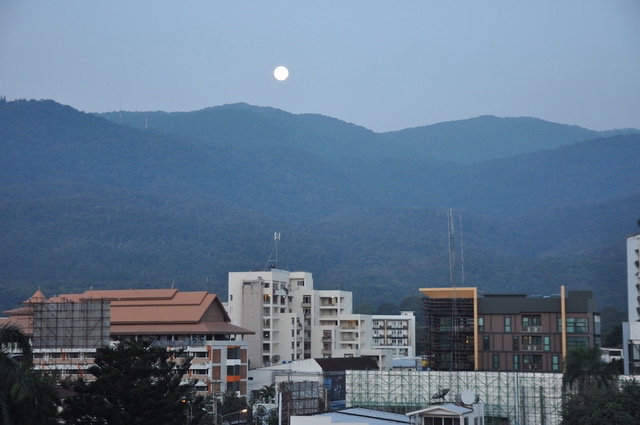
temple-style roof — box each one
[4,288,253,337]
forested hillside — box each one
[1,99,638,321]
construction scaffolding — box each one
[346,369,563,425]
[31,299,110,349]
[278,381,328,425]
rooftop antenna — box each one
[264,232,281,270]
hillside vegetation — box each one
[0,99,638,317]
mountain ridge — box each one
[1,98,638,319]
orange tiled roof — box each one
[6,288,253,336]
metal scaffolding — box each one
[346,369,563,425]
[278,381,328,425]
[31,299,110,349]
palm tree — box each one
[0,323,58,425]
[257,384,275,403]
[562,346,618,392]
[0,323,33,424]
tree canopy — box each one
[0,323,59,425]
[61,339,204,425]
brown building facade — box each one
[420,286,600,373]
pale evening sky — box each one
[1,1,639,132]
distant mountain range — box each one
[1,98,638,326]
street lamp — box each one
[217,408,249,425]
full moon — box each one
[273,66,289,81]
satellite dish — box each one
[271,355,281,364]
[431,388,449,400]
[460,390,476,405]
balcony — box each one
[522,326,541,332]
[522,345,543,351]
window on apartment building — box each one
[478,317,484,332]
[521,335,542,350]
[263,307,270,315]
[264,282,270,288]
[263,294,271,304]
[483,335,490,351]
[544,336,551,351]
[263,343,269,351]
[522,315,542,328]
[227,347,239,359]
[566,317,589,333]
[522,354,542,370]
[227,381,239,392]
[513,354,520,370]
[504,317,511,332]
[567,336,589,347]
[552,355,560,371]
[512,336,519,351]
[493,354,500,370]
[263,331,270,339]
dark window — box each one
[493,354,500,370]
[513,354,520,370]
[483,335,490,350]
[567,336,589,347]
[522,315,542,329]
[513,336,519,351]
[504,316,511,332]
[227,346,240,359]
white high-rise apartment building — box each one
[623,232,640,374]
[227,269,408,369]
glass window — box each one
[504,316,511,332]
[478,317,484,332]
[566,318,589,333]
[552,355,559,371]
[544,336,551,351]
[513,354,520,370]
[483,335,490,350]
[567,336,589,347]
[522,315,542,328]
[513,336,519,351]
[493,354,500,370]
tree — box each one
[562,346,618,392]
[61,339,204,425]
[0,323,60,425]
[561,379,640,425]
[256,384,275,403]
[560,347,640,425]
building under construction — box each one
[278,381,327,425]
[422,287,477,371]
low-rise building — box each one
[420,285,600,372]
[1,288,254,397]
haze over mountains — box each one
[1,99,638,321]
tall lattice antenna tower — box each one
[264,232,281,270]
